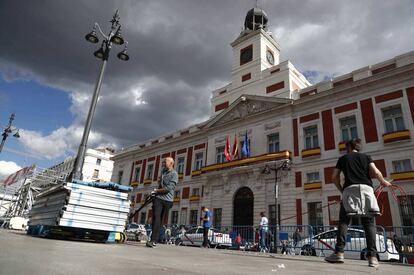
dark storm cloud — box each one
[1,0,413,158]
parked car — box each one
[175,226,232,248]
[125,223,148,241]
[294,228,399,261]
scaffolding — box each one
[0,164,72,228]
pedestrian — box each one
[259,212,268,252]
[200,206,212,248]
[165,227,172,245]
[392,234,404,262]
[235,233,242,250]
[293,228,302,247]
[254,228,260,247]
[325,138,392,268]
[180,225,186,235]
[146,157,178,248]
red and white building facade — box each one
[112,9,414,229]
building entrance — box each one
[233,187,254,226]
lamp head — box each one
[262,165,271,175]
[117,48,129,61]
[13,130,20,138]
[94,46,105,60]
[85,29,99,43]
[281,160,291,171]
[110,28,124,45]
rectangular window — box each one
[180,208,187,224]
[140,212,146,224]
[392,159,412,173]
[93,169,99,178]
[268,204,281,225]
[398,195,414,227]
[382,105,405,133]
[117,170,123,184]
[171,211,179,224]
[306,172,320,183]
[146,164,154,180]
[304,125,319,149]
[308,202,324,232]
[213,208,222,229]
[190,210,198,225]
[174,190,180,198]
[339,116,358,141]
[216,146,225,163]
[177,157,185,174]
[268,133,280,153]
[96,158,102,165]
[194,152,204,170]
[134,167,141,182]
[192,188,200,196]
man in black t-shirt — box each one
[325,139,391,268]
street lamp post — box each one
[263,159,291,253]
[0,113,20,154]
[70,10,129,181]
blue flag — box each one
[242,131,250,157]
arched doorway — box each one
[233,187,254,226]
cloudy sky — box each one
[0,0,413,178]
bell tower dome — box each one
[229,7,280,89]
[244,7,269,31]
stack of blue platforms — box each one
[27,180,132,240]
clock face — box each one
[240,47,253,65]
[266,50,274,65]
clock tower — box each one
[210,7,311,116]
[230,8,280,89]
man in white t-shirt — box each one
[259,212,268,251]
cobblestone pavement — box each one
[0,230,412,275]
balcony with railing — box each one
[201,151,290,174]
[383,129,410,143]
[390,171,414,181]
[301,147,321,158]
[304,181,322,191]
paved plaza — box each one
[0,230,413,275]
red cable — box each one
[374,184,408,216]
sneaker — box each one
[146,241,155,248]
[324,252,344,263]
[368,257,379,268]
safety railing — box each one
[384,226,414,264]
[136,223,414,264]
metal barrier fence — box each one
[384,226,414,264]
[133,223,414,264]
[300,225,399,261]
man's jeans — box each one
[202,227,209,247]
[151,197,172,243]
[335,202,377,257]
[260,228,267,249]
